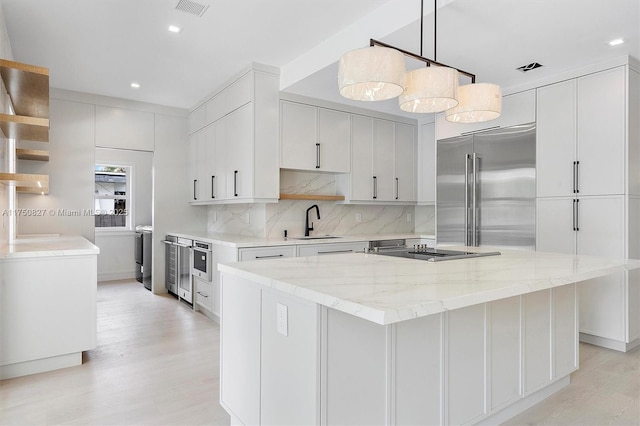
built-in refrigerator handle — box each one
[472,152,479,247]
[465,154,470,246]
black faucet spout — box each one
[304,204,320,237]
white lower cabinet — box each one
[194,277,213,312]
[296,241,367,257]
[238,245,296,262]
[220,274,578,425]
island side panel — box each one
[523,290,552,394]
[0,255,97,379]
[260,289,320,425]
[220,274,261,426]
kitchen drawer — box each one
[297,241,367,257]
[239,245,297,262]
[195,278,213,311]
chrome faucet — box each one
[304,204,320,237]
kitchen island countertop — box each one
[219,247,640,325]
[0,235,99,260]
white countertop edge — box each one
[166,231,436,248]
[0,235,100,260]
[218,260,639,325]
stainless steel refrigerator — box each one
[436,123,536,250]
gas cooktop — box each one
[372,246,501,262]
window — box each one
[94,165,131,229]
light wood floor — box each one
[0,279,638,425]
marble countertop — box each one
[218,247,640,325]
[166,231,436,248]
[0,235,100,260]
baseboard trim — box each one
[0,352,82,380]
[475,376,570,425]
[98,272,136,282]
[579,332,640,352]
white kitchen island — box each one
[0,235,99,380]
[218,248,640,426]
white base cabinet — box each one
[220,273,578,426]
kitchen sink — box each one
[293,236,342,240]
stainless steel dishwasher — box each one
[162,235,192,302]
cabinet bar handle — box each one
[196,291,208,298]
[193,179,198,200]
[317,250,353,254]
[465,154,470,246]
[572,199,576,231]
[373,176,377,199]
[234,170,238,197]
[316,143,320,169]
[395,177,399,200]
[575,198,579,231]
[211,176,215,199]
[255,254,284,259]
[575,161,580,193]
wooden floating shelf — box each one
[16,148,49,161]
[0,58,49,118]
[279,193,345,201]
[16,186,49,195]
[0,172,48,188]
[0,113,49,141]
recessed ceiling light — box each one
[168,25,181,33]
[609,38,624,46]
[130,82,140,89]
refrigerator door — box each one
[436,135,473,246]
[473,123,536,249]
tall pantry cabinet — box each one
[536,63,640,351]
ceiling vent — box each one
[175,0,209,17]
[516,62,543,73]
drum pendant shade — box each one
[445,83,502,123]
[399,66,459,113]
[338,46,406,101]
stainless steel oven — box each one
[192,240,212,282]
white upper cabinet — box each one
[537,67,626,198]
[187,65,279,204]
[394,123,416,202]
[577,67,626,196]
[536,80,576,198]
[435,89,536,140]
[280,101,350,173]
[95,105,155,151]
[418,122,436,204]
[339,116,416,203]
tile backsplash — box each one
[206,171,435,238]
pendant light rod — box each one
[433,0,437,61]
[369,38,476,83]
[420,0,424,56]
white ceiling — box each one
[3,0,639,118]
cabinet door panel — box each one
[373,119,395,201]
[489,296,521,410]
[188,134,198,202]
[394,123,416,202]
[318,108,350,173]
[536,198,576,254]
[226,104,253,199]
[576,196,624,258]
[553,284,577,378]
[447,304,485,425]
[419,123,436,204]
[523,290,551,394]
[281,102,317,170]
[351,115,374,200]
[577,67,625,196]
[537,80,576,197]
[214,120,227,200]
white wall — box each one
[0,1,13,245]
[17,98,96,241]
[94,147,153,281]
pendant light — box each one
[337,0,501,123]
[399,0,458,113]
[338,46,406,101]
